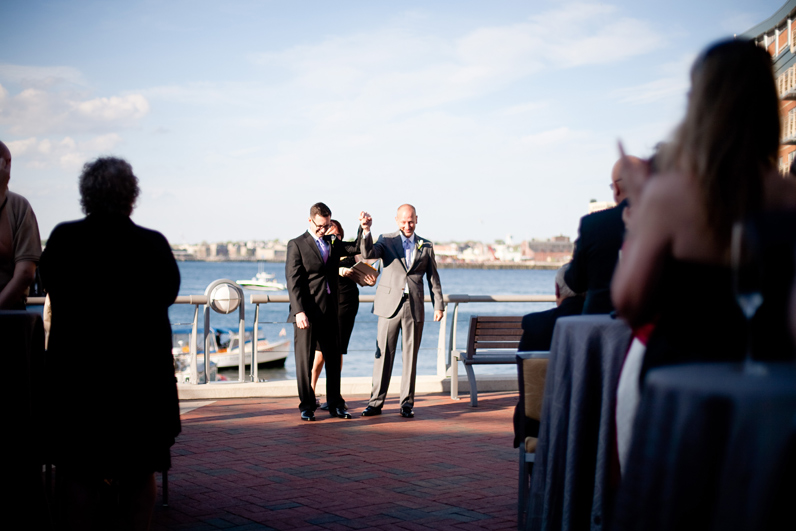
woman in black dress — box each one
[40,157,180,530]
[312,220,376,407]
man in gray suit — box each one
[358,204,444,418]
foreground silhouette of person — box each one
[40,157,180,530]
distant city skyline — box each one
[1,0,784,244]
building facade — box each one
[742,0,796,176]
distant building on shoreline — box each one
[743,0,796,176]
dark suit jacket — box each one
[40,213,181,473]
[517,296,585,352]
[565,199,627,314]
[285,231,359,323]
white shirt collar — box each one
[308,229,325,244]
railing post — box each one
[436,302,448,377]
[447,302,460,373]
[251,302,261,382]
[238,298,246,383]
[203,303,210,385]
[190,304,199,384]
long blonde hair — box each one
[661,39,779,245]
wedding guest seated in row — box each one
[518,263,584,352]
[566,156,640,315]
[0,140,41,310]
[40,157,181,530]
[611,38,796,386]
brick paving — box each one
[152,392,519,530]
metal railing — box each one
[28,293,555,385]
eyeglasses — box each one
[609,178,623,191]
[310,218,332,232]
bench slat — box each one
[475,335,523,342]
[475,316,523,322]
[473,341,521,349]
[476,331,524,337]
[476,322,524,329]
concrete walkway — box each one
[153,392,519,530]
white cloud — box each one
[0,80,150,136]
[612,53,694,105]
[6,134,123,169]
[0,63,87,89]
[614,78,689,105]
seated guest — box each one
[518,263,584,352]
[611,38,796,384]
[0,140,41,309]
[565,156,640,314]
[40,157,181,530]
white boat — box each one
[237,265,287,291]
[172,326,290,373]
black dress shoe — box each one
[400,406,414,418]
[329,407,352,419]
[361,406,382,417]
[301,410,315,421]
[319,402,329,410]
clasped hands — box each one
[359,211,372,231]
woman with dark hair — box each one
[40,157,180,530]
[612,38,796,380]
[311,219,376,408]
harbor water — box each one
[170,261,557,381]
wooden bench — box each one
[451,315,549,406]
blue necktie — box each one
[316,238,330,293]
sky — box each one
[0,0,786,245]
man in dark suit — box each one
[565,158,636,314]
[286,202,361,421]
[358,204,444,418]
[518,264,584,352]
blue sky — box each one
[0,0,785,244]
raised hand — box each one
[359,211,372,231]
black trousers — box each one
[293,312,343,412]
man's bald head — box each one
[0,141,10,163]
[611,156,643,204]
[395,204,418,238]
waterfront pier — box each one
[154,392,519,530]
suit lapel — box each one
[408,234,423,273]
[392,234,408,271]
[302,232,324,266]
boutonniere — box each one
[330,235,336,246]
[416,239,424,251]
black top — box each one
[565,199,627,314]
[40,213,181,474]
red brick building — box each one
[743,0,796,176]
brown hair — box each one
[329,219,344,240]
[310,202,331,218]
[661,39,779,245]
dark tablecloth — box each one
[527,315,632,531]
[0,310,51,527]
[612,363,796,531]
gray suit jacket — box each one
[360,231,444,322]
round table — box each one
[612,362,796,531]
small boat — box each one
[172,326,290,374]
[237,265,287,291]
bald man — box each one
[565,157,637,315]
[0,141,41,309]
[358,204,444,418]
